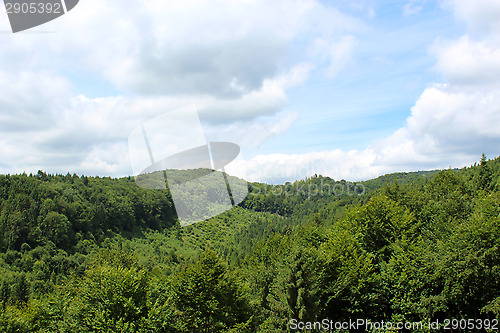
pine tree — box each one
[477,153,493,191]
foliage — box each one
[1,155,500,331]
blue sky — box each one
[265,1,458,152]
[1,0,500,183]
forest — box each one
[0,155,499,332]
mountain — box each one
[0,155,499,332]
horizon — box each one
[0,159,479,186]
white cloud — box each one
[103,0,363,97]
[204,110,300,149]
[227,148,383,183]
[432,36,500,86]
[0,64,305,176]
[0,0,361,99]
[6,0,499,183]
[373,84,500,166]
[443,0,500,35]
[0,0,365,176]
[0,71,70,131]
[317,36,356,78]
[233,89,500,184]
[231,79,500,183]
[227,0,500,183]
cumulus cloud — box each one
[373,84,500,166]
[432,36,500,86]
[1,0,362,100]
[226,149,382,184]
[101,0,364,98]
[0,61,306,176]
[0,71,70,131]
[227,0,500,183]
[4,0,498,183]
[232,79,500,183]
[204,110,300,150]
[0,0,363,176]
[443,0,500,35]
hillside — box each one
[0,155,499,332]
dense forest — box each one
[0,155,499,332]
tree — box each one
[11,273,29,305]
[64,251,150,332]
[170,250,252,333]
[0,280,10,310]
[41,211,72,249]
[477,153,493,191]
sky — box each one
[1,0,500,184]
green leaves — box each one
[170,250,252,333]
[1,155,500,331]
[0,173,177,253]
[41,212,72,249]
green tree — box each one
[476,153,493,191]
[63,251,150,332]
[441,192,500,318]
[0,280,10,310]
[41,211,72,249]
[171,250,252,333]
[11,273,29,305]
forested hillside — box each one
[0,155,499,332]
